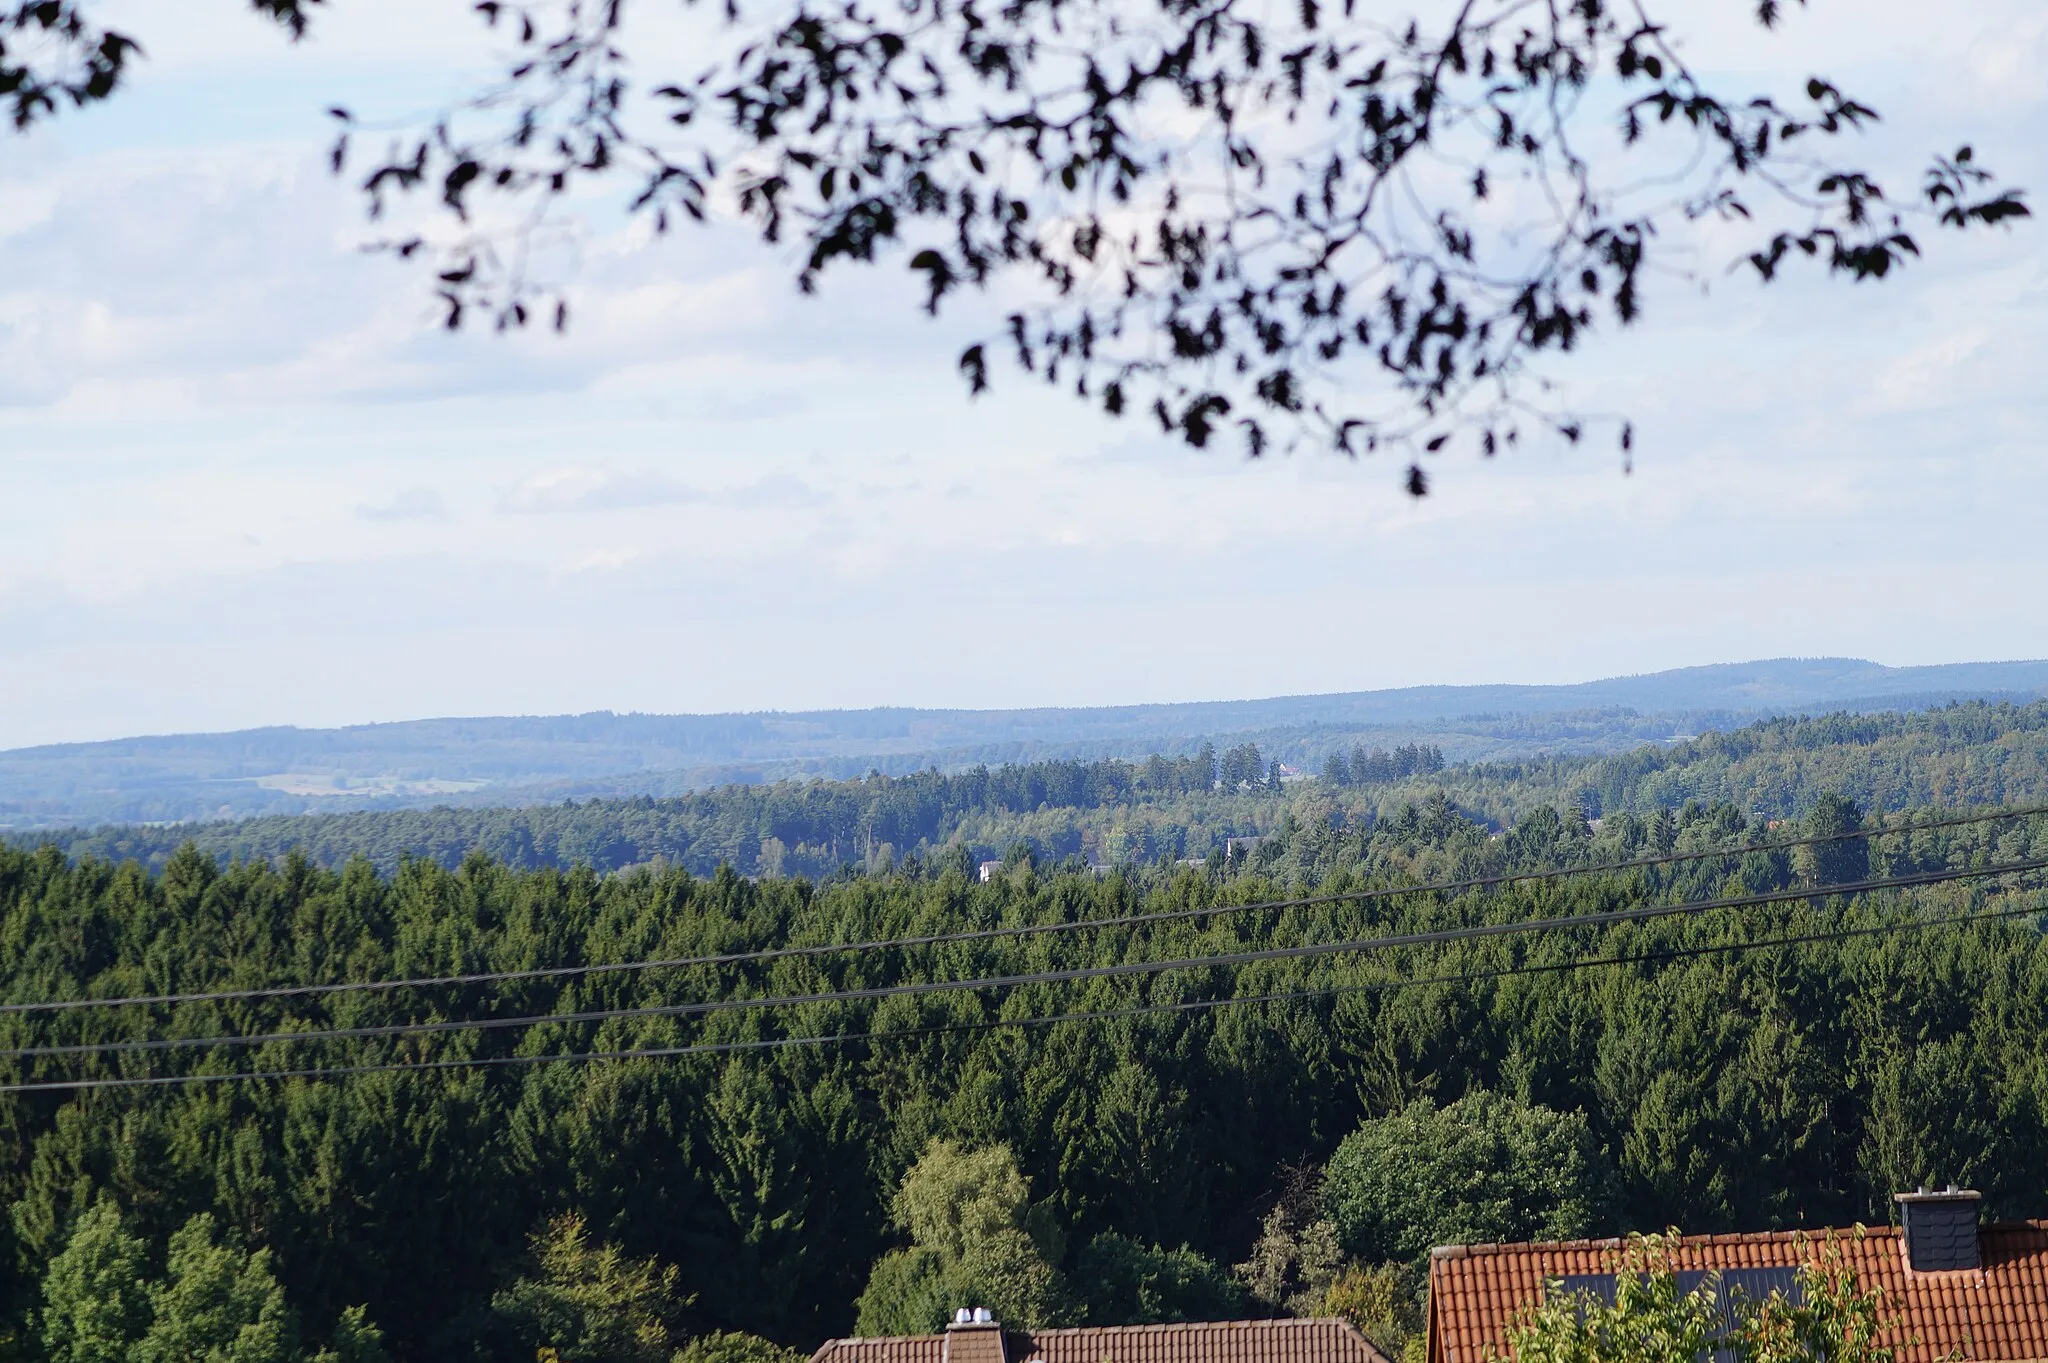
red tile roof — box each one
[1427,1223,2048,1363]
[813,1318,1392,1363]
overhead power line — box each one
[6,802,2042,1018]
[5,892,2041,1095]
[7,856,2043,1064]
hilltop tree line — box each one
[23,698,2048,882]
[1320,745,1448,788]
[17,745,1288,880]
[0,791,2043,1362]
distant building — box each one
[977,860,1004,883]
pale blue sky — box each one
[3,0,2045,749]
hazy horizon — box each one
[5,652,2046,750]
[9,654,2046,828]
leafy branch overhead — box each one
[6,0,2029,485]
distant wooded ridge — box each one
[4,656,2045,828]
[23,696,2048,880]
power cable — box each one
[7,856,2042,1063]
[5,890,2040,1095]
[5,802,2041,1018]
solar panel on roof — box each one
[1553,1267,1802,1363]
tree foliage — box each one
[2,0,2027,482]
[1318,1263,1425,1363]
[1793,794,1867,888]
[1233,1170,1344,1316]
[1507,1231,1898,1363]
[32,698,2048,883]
[674,1332,807,1363]
[136,1214,299,1363]
[1322,1091,1620,1263]
[40,1200,152,1363]
[1073,1234,1246,1326]
[0,777,2045,1357]
[856,1142,1072,1333]
[38,1201,380,1363]
[489,1213,694,1363]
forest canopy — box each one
[0,786,2043,1359]
[24,697,2048,879]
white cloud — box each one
[500,467,707,515]
[1,0,2046,747]
[356,486,450,522]
[726,475,831,510]
[567,549,634,574]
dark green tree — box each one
[1795,794,1868,887]
[1072,1235,1245,1326]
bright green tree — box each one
[673,1331,806,1363]
[490,1213,693,1363]
[855,1142,1071,1334]
[309,1307,390,1363]
[40,1200,153,1363]
[1318,1264,1425,1363]
[135,1214,297,1363]
[41,1201,386,1363]
[1322,1091,1617,1264]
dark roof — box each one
[812,1318,1392,1363]
[1426,1223,2048,1363]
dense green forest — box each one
[0,790,2044,1363]
[24,699,2048,880]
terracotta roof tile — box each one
[1427,1223,2048,1363]
[815,1318,1391,1363]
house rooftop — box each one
[1427,1220,2048,1363]
[813,1316,1392,1363]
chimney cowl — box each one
[1894,1187,1983,1273]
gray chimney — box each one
[1894,1186,1982,1272]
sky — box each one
[2,0,2045,750]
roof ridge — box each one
[1426,1225,1955,1261]
[1427,1219,2048,1261]
[1020,1318,1331,1338]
